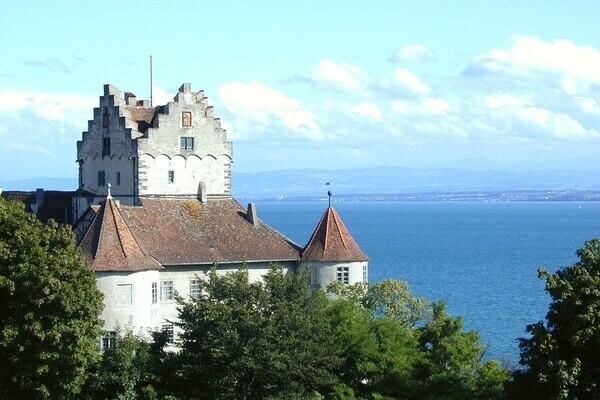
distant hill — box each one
[231,167,600,200]
[3,168,599,201]
[0,177,78,191]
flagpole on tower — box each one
[149,55,153,107]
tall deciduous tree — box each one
[0,198,103,399]
[175,267,343,399]
[514,238,600,400]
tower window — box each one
[180,136,194,150]
[168,170,175,183]
[102,109,109,128]
[160,280,174,301]
[190,279,202,299]
[151,282,157,304]
[97,171,106,187]
[182,111,192,127]
[162,324,174,343]
[116,172,121,186]
[336,266,349,284]
[102,137,110,156]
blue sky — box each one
[1,1,600,182]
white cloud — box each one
[299,59,367,91]
[388,44,436,63]
[485,93,530,109]
[348,102,382,121]
[391,97,449,115]
[218,80,321,140]
[466,36,600,95]
[378,68,430,97]
[513,106,598,140]
[152,86,175,105]
[575,97,600,115]
[0,89,95,127]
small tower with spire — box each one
[301,192,368,288]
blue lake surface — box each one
[254,201,600,363]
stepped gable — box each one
[302,207,368,262]
[117,198,301,265]
[79,193,162,272]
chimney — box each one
[114,199,120,208]
[36,188,44,210]
[246,203,259,227]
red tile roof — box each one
[78,197,301,270]
[79,197,162,272]
[302,207,368,262]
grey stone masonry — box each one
[74,83,233,219]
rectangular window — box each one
[363,265,368,283]
[97,171,106,187]
[162,323,174,343]
[116,284,132,305]
[189,279,202,299]
[160,281,174,301]
[116,172,121,186]
[180,136,194,150]
[100,331,116,352]
[182,111,192,127]
[151,282,157,304]
[168,170,175,183]
[336,266,349,284]
[102,137,111,156]
[102,110,109,128]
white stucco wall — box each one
[137,83,232,197]
[301,261,368,288]
[96,270,161,337]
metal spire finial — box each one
[327,190,332,208]
[107,183,112,199]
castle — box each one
[3,83,368,346]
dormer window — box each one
[180,137,194,150]
[182,111,192,127]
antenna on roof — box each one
[149,55,153,107]
[328,190,332,208]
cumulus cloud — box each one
[391,97,449,115]
[0,89,95,127]
[465,36,600,95]
[513,106,598,140]
[378,67,430,98]
[388,44,436,63]
[218,80,321,140]
[295,59,367,91]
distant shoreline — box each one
[238,190,600,202]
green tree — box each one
[513,238,600,400]
[175,266,343,399]
[0,198,103,399]
[84,329,175,400]
[416,302,507,400]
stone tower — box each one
[74,83,232,219]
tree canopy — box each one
[513,238,600,400]
[0,198,104,399]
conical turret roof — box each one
[302,207,368,262]
[79,195,162,272]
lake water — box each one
[255,201,600,363]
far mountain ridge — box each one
[2,167,599,199]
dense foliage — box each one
[512,238,600,400]
[0,198,104,399]
[168,268,507,399]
